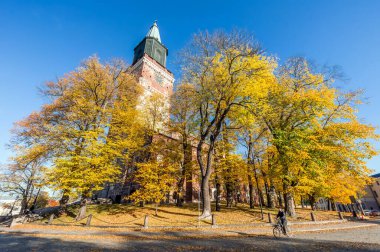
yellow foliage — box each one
[39,57,146,197]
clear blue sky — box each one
[0,0,379,173]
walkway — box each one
[0,219,379,251]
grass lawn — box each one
[30,203,350,228]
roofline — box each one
[133,37,168,52]
[371,173,380,178]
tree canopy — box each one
[4,30,378,219]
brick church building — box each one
[96,22,198,204]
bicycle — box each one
[273,218,291,238]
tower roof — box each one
[146,21,161,43]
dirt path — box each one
[0,220,379,251]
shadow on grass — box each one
[347,218,380,225]
[92,204,138,216]
[46,202,350,227]
[64,208,78,219]
[145,206,199,218]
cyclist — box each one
[276,208,288,235]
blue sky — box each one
[0,0,379,173]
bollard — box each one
[212,214,217,227]
[48,214,54,225]
[311,212,316,221]
[144,215,149,229]
[338,212,344,220]
[86,214,92,227]
[268,213,273,223]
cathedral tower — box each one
[95,22,182,203]
[129,21,174,100]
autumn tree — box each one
[128,137,177,214]
[0,146,46,214]
[246,57,378,216]
[2,96,53,214]
[302,89,377,208]
[142,93,170,135]
[180,30,275,218]
[9,57,145,218]
[169,83,197,205]
[245,58,331,216]
[214,150,248,208]
[237,112,269,209]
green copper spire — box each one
[146,20,161,43]
[132,21,168,67]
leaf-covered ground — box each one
[31,203,353,228]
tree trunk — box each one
[331,200,337,211]
[259,189,265,208]
[176,177,185,207]
[176,192,183,207]
[20,179,34,214]
[253,161,265,211]
[234,188,239,207]
[357,201,365,216]
[301,195,305,209]
[226,182,234,208]
[181,141,192,205]
[263,180,269,207]
[248,176,254,209]
[284,192,296,217]
[267,185,275,209]
[308,194,316,211]
[76,199,87,221]
[59,191,70,207]
[197,134,217,220]
[247,141,255,209]
[270,186,277,208]
[278,191,283,207]
[249,179,255,209]
[30,187,41,212]
[261,171,272,208]
[215,175,221,212]
[20,195,28,215]
[327,199,332,211]
[184,144,193,202]
[283,183,296,217]
[200,175,211,219]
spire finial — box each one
[146,20,161,42]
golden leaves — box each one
[28,56,146,197]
